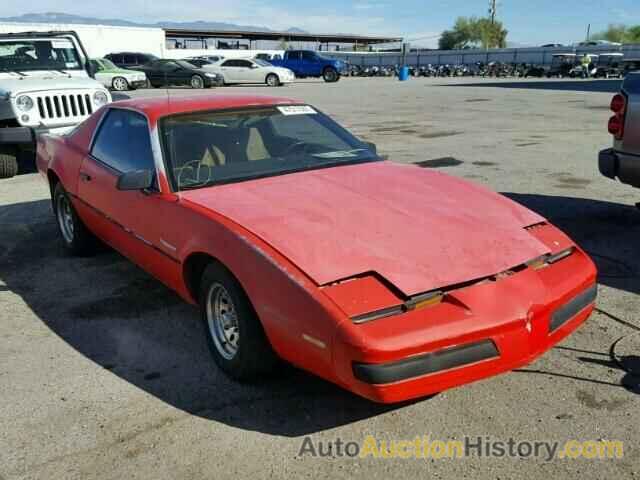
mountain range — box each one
[0,12,308,34]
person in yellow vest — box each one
[581,54,592,78]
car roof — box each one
[110,94,303,122]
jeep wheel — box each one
[323,67,339,83]
[112,76,129,91]
[0,153,18,179]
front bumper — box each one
[333,248,597,403]
[130,79,148,89]
[599,148,640,188]
[0,126,34,145]
[205,77,224,87]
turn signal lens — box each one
[608,114,624,139]
[610,93,626,114]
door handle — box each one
[79,172,92,182]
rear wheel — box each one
[112,76,129,91]
[53,183,97,256]
[266,73,280,87]
[199,262,279,380]
[323,67,339,83]
[0,153,18,179]
[191,75,205,89]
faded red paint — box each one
[37,94,598,403]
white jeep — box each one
[0,31,111,178]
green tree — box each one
[438,16,508,50]
[592,24,640,43]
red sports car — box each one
[36,94,597,403]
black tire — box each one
[322,67,339,83]
[52,182,98,256]
[112,76,129,91]
[0,153,18,179]
[191,74,205,89]
[266,73,280,87]
[199,262,279,380]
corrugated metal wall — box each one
[328,45,640,67]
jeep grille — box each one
[36,93,93,121]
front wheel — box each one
[0,152,18,179]
[199,262,279,380]
[112,76,129,91]
[53,183,97,256]
[191,75,205,89]
[266,73,280,87]
[323,67,339,83]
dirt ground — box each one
[0,77,638,479]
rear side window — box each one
[301,51,317,61]
[91,109,154,173]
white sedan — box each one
[199,58,294,87]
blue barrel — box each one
[398,66,410,81]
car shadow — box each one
[504,193,640,294]
[0,198,412,437]
[439,79,622,93]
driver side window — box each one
[91,109,155,174]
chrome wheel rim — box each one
[113,77,128,91]
[56,194,74,244]
[267,75,278,86]
[206,283,239,360]
[191,76,204,88]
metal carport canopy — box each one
[163,28,402,45]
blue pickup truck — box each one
[269,50,346,82]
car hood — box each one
[0,71,104,96]
[181,161,550,296]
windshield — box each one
[160,105,379,191]
[100,58,119,70]
[254,59,271,67]
[0,38,83,72]
[176,60,196,69]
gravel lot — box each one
[0,77,639,479]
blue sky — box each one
[3,0,639,47]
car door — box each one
[219,59,241,82]
[285,51,302,74]
[150,60,173,85]
[234,59,258,82]
[300,51,321,76]
[77,108,182,285]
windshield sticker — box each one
[277,105,317,116]
[65,61,79,68]
[51,39,73,50]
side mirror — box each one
[363,141,377,154]
[116,170,154,191]
[86,61,97,78]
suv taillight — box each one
[608,93,627,140]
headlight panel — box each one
[16,95,34,112]
[93,91,109,107]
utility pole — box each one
[489,0,497,24]
[586,23,591,41]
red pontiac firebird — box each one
[37,94,597,403]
